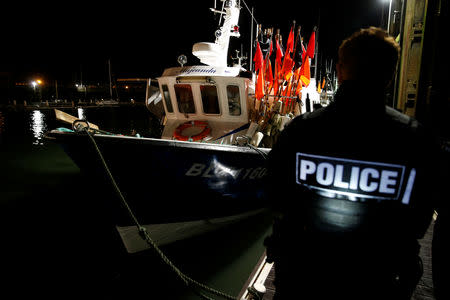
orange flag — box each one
[286,26,294,55]
[265,59,274,92]
[255,66,265,100]
[300,57,311,87]
[254,41,264,73]
[281,52,294,81]
[306,30,316,59]
[275,39,283,67]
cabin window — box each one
[200,85,220,115]
[161,85,173,113]
[227,85,241,116]
[174,84,195,114]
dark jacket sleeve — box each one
[265,116,301,213]
[432,140,450,300]
[264,116,308,263]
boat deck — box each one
[243,219,436,300]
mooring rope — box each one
[79,125,238,300]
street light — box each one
[31,79,43,100]
[31,79,43,89]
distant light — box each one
[125,85,129,89]
[36,79,42,85]
[31,81,37,87]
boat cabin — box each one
[157,65,252,144]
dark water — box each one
[0,106,273,299]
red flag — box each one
[253,41,264,73]
[306,30,316,59]
[275,39,284,67]
[286,27,294,55]
[255,67,265,100]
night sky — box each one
[3,0,384,82]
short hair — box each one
[338,27,400,87]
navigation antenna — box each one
[231,48,248,68]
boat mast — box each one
[108,59,113,100]
[240,0,259,72]
[314,12,320,81]
[192,0,241,67]
[250,6,254,72]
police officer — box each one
[265,27,447,299]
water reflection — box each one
[77,107,86,120]
[30,110,47,145]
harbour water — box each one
[0,105,273,299]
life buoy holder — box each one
[173,120,211,142]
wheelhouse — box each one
[157,69,251,143]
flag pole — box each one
[313,25,319,81]
[249,7,254,72]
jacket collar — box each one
[332,80,387,115]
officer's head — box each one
[337,27,400,89]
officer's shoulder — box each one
[385,106,420,129]
[286,106,327,129]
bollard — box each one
[251,132,264,147]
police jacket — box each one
[267,80,443,262]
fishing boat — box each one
[45,0,318,253]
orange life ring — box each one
[173,120,211,142]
